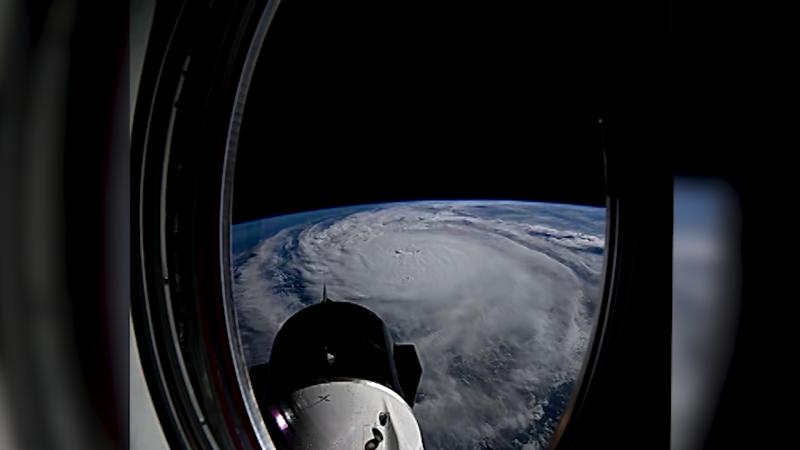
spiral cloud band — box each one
[233,201,605,450]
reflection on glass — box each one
[232,200,606,450]
[672,178,742,450]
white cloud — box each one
[233,201,605,450]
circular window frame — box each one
[131,1,640,449]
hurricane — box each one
[232,200,605,450]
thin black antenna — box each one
[322,283,328,304]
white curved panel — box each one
[271,380,423,450]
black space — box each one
[231,0,609,224]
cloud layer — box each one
[233,201,605,450]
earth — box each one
[231,200,605,450]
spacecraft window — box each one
[221,2,609,450]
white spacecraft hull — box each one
[268,379,423,450]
